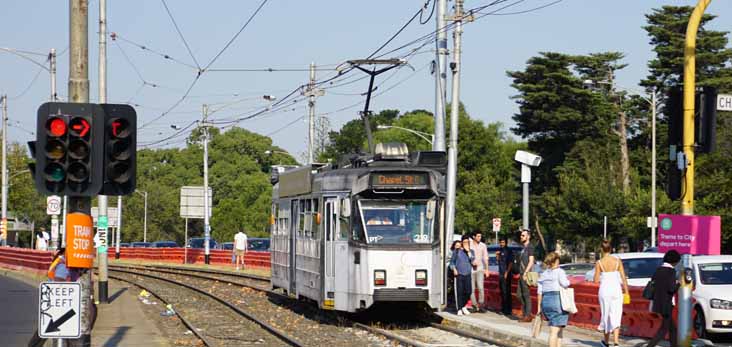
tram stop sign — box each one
[38,282,81,339]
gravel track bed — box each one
[110,271,288,347]
[122,266,397,347]
[112,265,270,290]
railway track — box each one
[108,267,302,347]
[108,263,511,347]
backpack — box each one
[642,279,655,300]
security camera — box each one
[514,150,542,167]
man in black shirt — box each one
[496,236,513,315]
[517,229,535,322]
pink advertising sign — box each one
[657,214,721,255]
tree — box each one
[319,109,399,161]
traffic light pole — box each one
[677,2,711,346]
[68,1,93,346]
[96,0,109,305]
[202,105,211,265]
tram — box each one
[269,143,446,312]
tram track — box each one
[108,263,510,347]
[108,267,303,347]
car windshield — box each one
[359,200,435,244]
[623,258,663,279]
[698,262,732,285]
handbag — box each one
[559,286,578,314]
[531,315,543,338]
[623,293,631,305]
[642,280,655,300]
[524,271,539,287]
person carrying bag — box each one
[536,252,571,347]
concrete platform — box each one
[437,309,649,347]
[92,280,170,347]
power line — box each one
[9,63,46,100]
[203,0,270,71]
[111,32,198,70]
[160,0,202,69]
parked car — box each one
[692,255,732,339]
[486,244,537,273]
[248,238,271,252]
[218,242,234,250]
[151,241,178,248]
[130,242,152,248]
[560,263,594,276]
[584,252,664,287]
[187,237,217,249]
[119,243,130,248]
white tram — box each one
[270,144,446,312]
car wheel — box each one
[694,307,707,339]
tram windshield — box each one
[359,200,435,244]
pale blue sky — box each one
[1,1,731,157]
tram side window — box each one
[298,200,306,237]
[311,199,320,240]
[352,209,363,241]
[339,215,349,240]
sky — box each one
[1,0,732,159]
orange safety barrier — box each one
[106,247,271,268]
[476,271,685,339]
[0,246,54,273]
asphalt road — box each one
[0,274,38,346]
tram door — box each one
[289,200,298,295]
[323,198,337,309]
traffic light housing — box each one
[99,103,137,195]
[34,102,103,196]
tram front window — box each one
[359,200,435,244]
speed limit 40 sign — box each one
[47,196,61,216]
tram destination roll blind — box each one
[370,172,428,187]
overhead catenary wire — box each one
[160,0,202,69]
[203,0,269,71]
[112,32,199,70]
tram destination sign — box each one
[370,172,428,187]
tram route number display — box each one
[65,213,95,268]
[370,173,428,187]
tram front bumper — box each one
[373,288,429,302]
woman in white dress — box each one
[593,240,629,347]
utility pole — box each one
[1,95,7,249]
[50,48,57,101]
[116,196,122,253]
[433,0,448,152]
[650,89,657,248]
[302,62,324,164]
[68,0,93,345]
[445,0,467,260]
[678,1,711,346]
[202,104,211,264]
[96,0,109,305]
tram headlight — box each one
[374,270,386,286]
[415,270,427,286]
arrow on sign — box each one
[71,119,90,137]
[44,309,76,333]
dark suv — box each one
[187,237,217,249]
[152,241,178,248]
[247,238,270,251]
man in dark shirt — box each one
[517,229,535,321]
[496,237,513,315]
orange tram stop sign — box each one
[65,213,94,268]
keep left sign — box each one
[38,282,81,339]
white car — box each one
[692,255,732,338]
[584,252,664,287]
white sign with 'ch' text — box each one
[38,282,81,339]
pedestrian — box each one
[536,252,570,347]
[497,236,514,315]
[517,229,535,322]
[29,248,72,347]
[469,231,489,312]
[36,228,50,251]
[234,230,248,270]
[593,240,630,347]
[449,236,475,316]
[646,250,681,347]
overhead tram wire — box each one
[476,0,563,17]
[9,59,48,100]
[160,0,202,69]
[140,0,271,129]
[112,32,199,70]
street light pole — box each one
[202,105,211,265]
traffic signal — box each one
[34,102,103,196]
[696,86,717,154]
[99,103,136,195]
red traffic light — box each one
[69,117,90,137]
[47,117,66,137]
